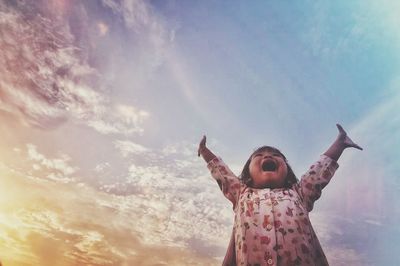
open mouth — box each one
[262,160,277,172]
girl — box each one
[198,124,362,266]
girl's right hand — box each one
[336,124,363,150]
[198,135,207,157]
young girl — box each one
[198,124,362,266]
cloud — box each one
[102,0,153,30]
[115,104,150,129]
[87,104,150,136]
[26,144,78,183]
[99,139,234,260]
[162,141,197,157]
[1,137,233,264]
[0,0,150,136]
[94,162,111,173]
[114,140,149,158]
[0,0,92,128]
[102,0,175,74]
[0,162,221,266]
[97,22,109,36]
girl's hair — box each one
[240,146,298,188]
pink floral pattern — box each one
[208,155,339,266]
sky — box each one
[0,0,399,265]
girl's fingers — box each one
[351,143,363,150]
[344,135,363,150]
[336,123,346,134]
[338,124,363,151]
[200,135,206,146]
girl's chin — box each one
[254,173,285,187]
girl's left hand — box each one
[336,124,363,150]
[198,135,207,157]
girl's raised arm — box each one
[198,135,241,208]
[298,124,363,211]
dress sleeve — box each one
[296,155,339,212]
[207,157,242,208]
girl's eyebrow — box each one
[253,152,275,157]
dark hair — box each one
[240,146,297,188]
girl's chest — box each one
[236,188,308,222]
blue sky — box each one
[0,0,399,265]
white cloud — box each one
[32,164,41,171]
[127,164,166,185]
[94,162,111,173]
[0,2,91,128]
[117,0,152,30]
[98,139,234,257]
[1,163,222,265]
[88,120,121,135]
[102,0,174,70]
[364,219,382,226]
[114,140,149,158]
[162,141,197,157]
[97,22,109,36]
[87,104,149,136]
[26,144,78,182]
[0,1,151,136]
[115,104,150,127]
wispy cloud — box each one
[87,103,150,136]
[26,144,78,183]
[102,0,171,63]
[0,0,93,128]
[0,0,150,136]
[114,140,149,157]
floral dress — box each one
[207,155,339,266]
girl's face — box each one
[248,149,288,189]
